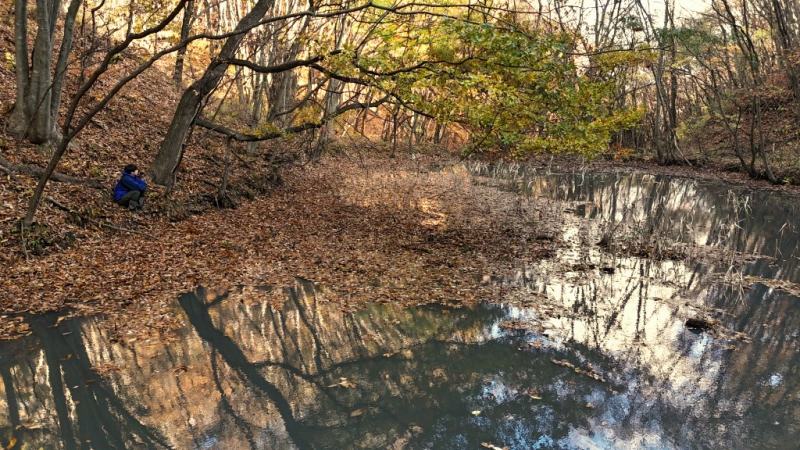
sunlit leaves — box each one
[351,12,642,157]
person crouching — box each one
[113,164,147,210]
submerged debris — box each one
[685,318,716,332]
[551,358,606,383]
[499,320,534,331]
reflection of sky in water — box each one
[473,168,800,449]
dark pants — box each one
[118,190,144,210]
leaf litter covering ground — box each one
[0,157,559,341]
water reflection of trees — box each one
[0,280,504,448]
[0,315,170,449]
[483,170,800,448]
[1,271,797,449]
[599,282,800,449]
[513,240,799,448]
[482,169,800,284]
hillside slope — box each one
[0,8,289,263]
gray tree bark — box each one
[266,16,309,128]
[318,14,348,146]
[9,0,30,140]
[9,0,81,145]
[50,0,82,138]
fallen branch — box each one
[45,196,153,238]
[0,160,16,180]
[0,156,104,188]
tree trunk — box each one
[320,77,343,142]
[28,0,58,143]
[247,48,266,154]
[173,0,194,88]
[317,14,348,148]
[150,0,275,186]
[50,0,82,137]
[266,16,309,128]
[772,0,800,102]
[9,0,75,145]
[8,0,30,139]
[266,70,299,128]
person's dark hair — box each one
[123,164,138,174]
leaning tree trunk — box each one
[150,0,275,186]
[50,0,82,138]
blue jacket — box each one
[113,172,147,202]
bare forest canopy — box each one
[4,0,800,225]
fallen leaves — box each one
[480,442,508,450]
[0,155,559,342]
[521,388,542,400]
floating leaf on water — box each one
[480,442,508,450]
[327,377,357,389]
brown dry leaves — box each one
[0,156,557,341]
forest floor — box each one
[0,154,561,341]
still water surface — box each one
[1,169,798,449]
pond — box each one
[1,168,798,449]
